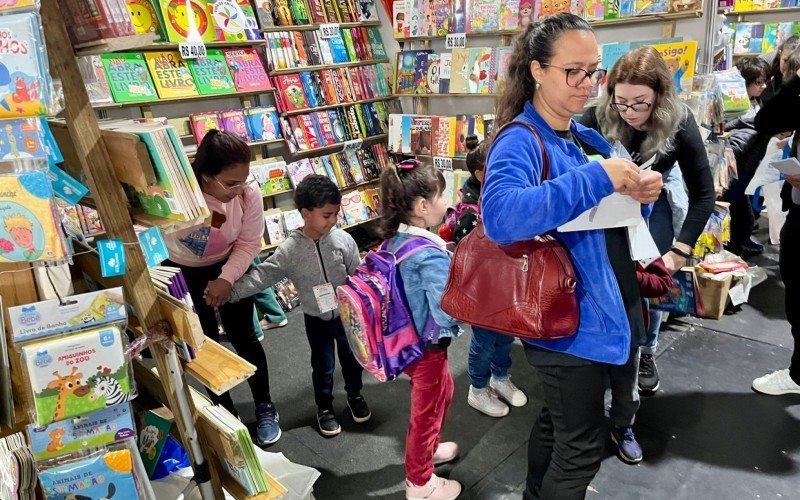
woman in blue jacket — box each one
[483,13,663,499]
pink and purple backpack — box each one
[337,238,441,382]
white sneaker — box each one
[490,376,528,407]
[752,369,800,395]
[406,474,462,500]
[260,318,289,331]
[467,386,509,417]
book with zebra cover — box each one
[22,325,133,426]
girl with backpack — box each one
[380,159,463,500]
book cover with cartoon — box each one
[38,449,141,499]
[499,0,520,30]
[188,49,237,95]
[145,51,200,99]
[244,106,282,141]
[468,0,500,33]
[208,0,262,42]
[126,0,164,39]
[223,48,273,92]
[650,40,697,96]
[635,0,668,14]
[220,109,250,141]
[23,326,131,426]
[0,118,48,160]
[449,48,471,94]
[77,55,114,105]
[158,0,218,42]
[101,53,159,103]
[190,111,223,143]
[0,12,52,118]
[0,171,65,263]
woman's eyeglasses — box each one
[754,79,768,86]
[541,63,607,87]
[214,176,256,194]
[610,101,653,113]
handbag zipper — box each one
[522,255,529,272]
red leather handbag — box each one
[440,122,580,340]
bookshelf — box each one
[719,5,800,18]
[288,133,388,158]
[92,89,276,110]
[282,95,397,116]
[262,20,381,33]
[394,93,498,98]
[269,57,390,76]
[73,32,158,55]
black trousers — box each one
[166,259,271,413]
[781,211,800,384]
[525,361,607,500]
[303,314,363,410]
[727,197,756,255]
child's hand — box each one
[204,278,233,308]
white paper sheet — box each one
[627,218,661,261]
[558,193,641,232]
[770,157,800,176]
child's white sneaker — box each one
[468,385,509,417]
[752,369,800,395]
[432,442,459,465]
[406,474,462,500]
[490,376,528,407]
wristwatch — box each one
[670,246,692,259]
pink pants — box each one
[405,349,455,486]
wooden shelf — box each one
[262,188,293,199]
[720,6,800,16]
[288,133,388,158]
[262,20,381,33]
[134,40,267,51]
[268,58,389,76]
[394,10,703,42]
[394,93,497,98]
[184,338,257,396]
[73,33,158,55]
[732,52,762,58]
[340,216,380,230]
[341,178,379,192]
[281,95,396,117]
[131,210,207,234]
[93,89,275,110]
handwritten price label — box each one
[343,139,363,151]
[319,23,341,39]
[445,33,466,50]
[434,156,453,171]
[178,41,207,59]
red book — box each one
[224,48,273,92]
[315,112,337,146]
[298,114,321,150]
[274,74,309,112]
[306,0,328,23]
[319,70,337,103]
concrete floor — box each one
[208,233,800,499]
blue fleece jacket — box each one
[482,102,631,365]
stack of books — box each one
[263,26,387,70]
[280,101,391,152]
[733,22,800,55]
[273,64,391,113]
[150,265,195,311]
[395,47,512,95]
[261,0,378,27]
[389,113,495,158]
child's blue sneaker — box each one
[255,402,281,446]
[611,426,643,464]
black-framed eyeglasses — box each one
[541,63,607,87]
[610,101,653,113]
[754,79,768,86]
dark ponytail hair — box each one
[379,160,446,239]
[192,129,251,189]
[494,13,593,132]
[773,36,799,83]
[465,135,488,176]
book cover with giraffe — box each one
[22,325,132,426]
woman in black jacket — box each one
[752,51,800,396]
[762,36,797,104]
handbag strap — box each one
[494,121,551,181]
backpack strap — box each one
[393,237,441,264]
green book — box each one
[367,28,387,59]
[188,49,237,95]
[101,53,159,103]
[341,29,357,61]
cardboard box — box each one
[696,273,734,320]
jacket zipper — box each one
[315,240,335,320]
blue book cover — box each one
[321,156,339,187]
[39,448,140,499]
[244,106,282,141]
[327,110,347,142]
[299,72,319,108]
[327,35,351,64]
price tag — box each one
[446,33,467,50]
[178,41,207,60]
[319,23,341,39]
[434,156,453,171]
[343,138,363,151]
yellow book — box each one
[649,40,698,97]
[145,51,200,99]
[0,171,66,263]
[733,0,755,11]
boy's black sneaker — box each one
[638,353,660,393]
[347,395,371,423]
[317,408,341,437]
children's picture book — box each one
[539,0,571,17]
[145,51,200,99]
[415,52,431,94]
[0,171,66,263]
[635,0,668,14]
[0,118,48,160]
[22,326,131,426]
[650,40,697,96]
[274,74,309,111]
[188,49,237,95]
[126,0,163,37]
[433,0,451,35]
[733,23,756,54]
[264,209,287,244]
[341,189,370,225]
[650,268,700,315]
[584,0,604,19]
[138,407,173,477]
[158,0,218,42]
[449,48,471,94]
[244,107,282,141]
[208,0,262,41]
[224,48,273,92]
[27,404,135,461]
[282,209,304,232]
[38,448,141,499]
[220,109,250,141]
[499,0,519,30]
[393,0,410,38]
[0,12,52,118]
[251,159,292,194]
[468,0,500,32]
[77,56,114,105]
[101,53,159,103]
[190,111,223,143]
[286,158,316,187]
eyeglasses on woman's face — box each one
[213,176,256,194]
[610,101,653,113]
[540,63,607,87]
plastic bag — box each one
[151,436,191,481]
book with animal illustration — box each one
[145,51,200,99]
[38,448,141,499]
[101,53,159,103]
[27,404,135,461]
[22,325,132,426]
[187,49,237,95]
[264,209,287,244]
[0,12,52,118]
[0,171,66,264]
[138,407,173,477]
[220,109,250,141]
[649,40,697,96]
[244,106,282,141]
[223,48,273,92]
[158,0,218,42]
[468,0,500,33]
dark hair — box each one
[294,174,342,211]
[773,36,799,80]
[494,13,592,131]
[192,129,251,188]
[465,135,488,176]
[379,161,446,239]
[735,57,771,87]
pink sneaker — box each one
[406,474,462,500]
[432,442,459,465]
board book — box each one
[188,49,237,95]
[244,107,281,141]
[145,51,200,99]
[38,448,141,499]
[0,12,52,118]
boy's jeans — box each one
[468,326,514,388]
